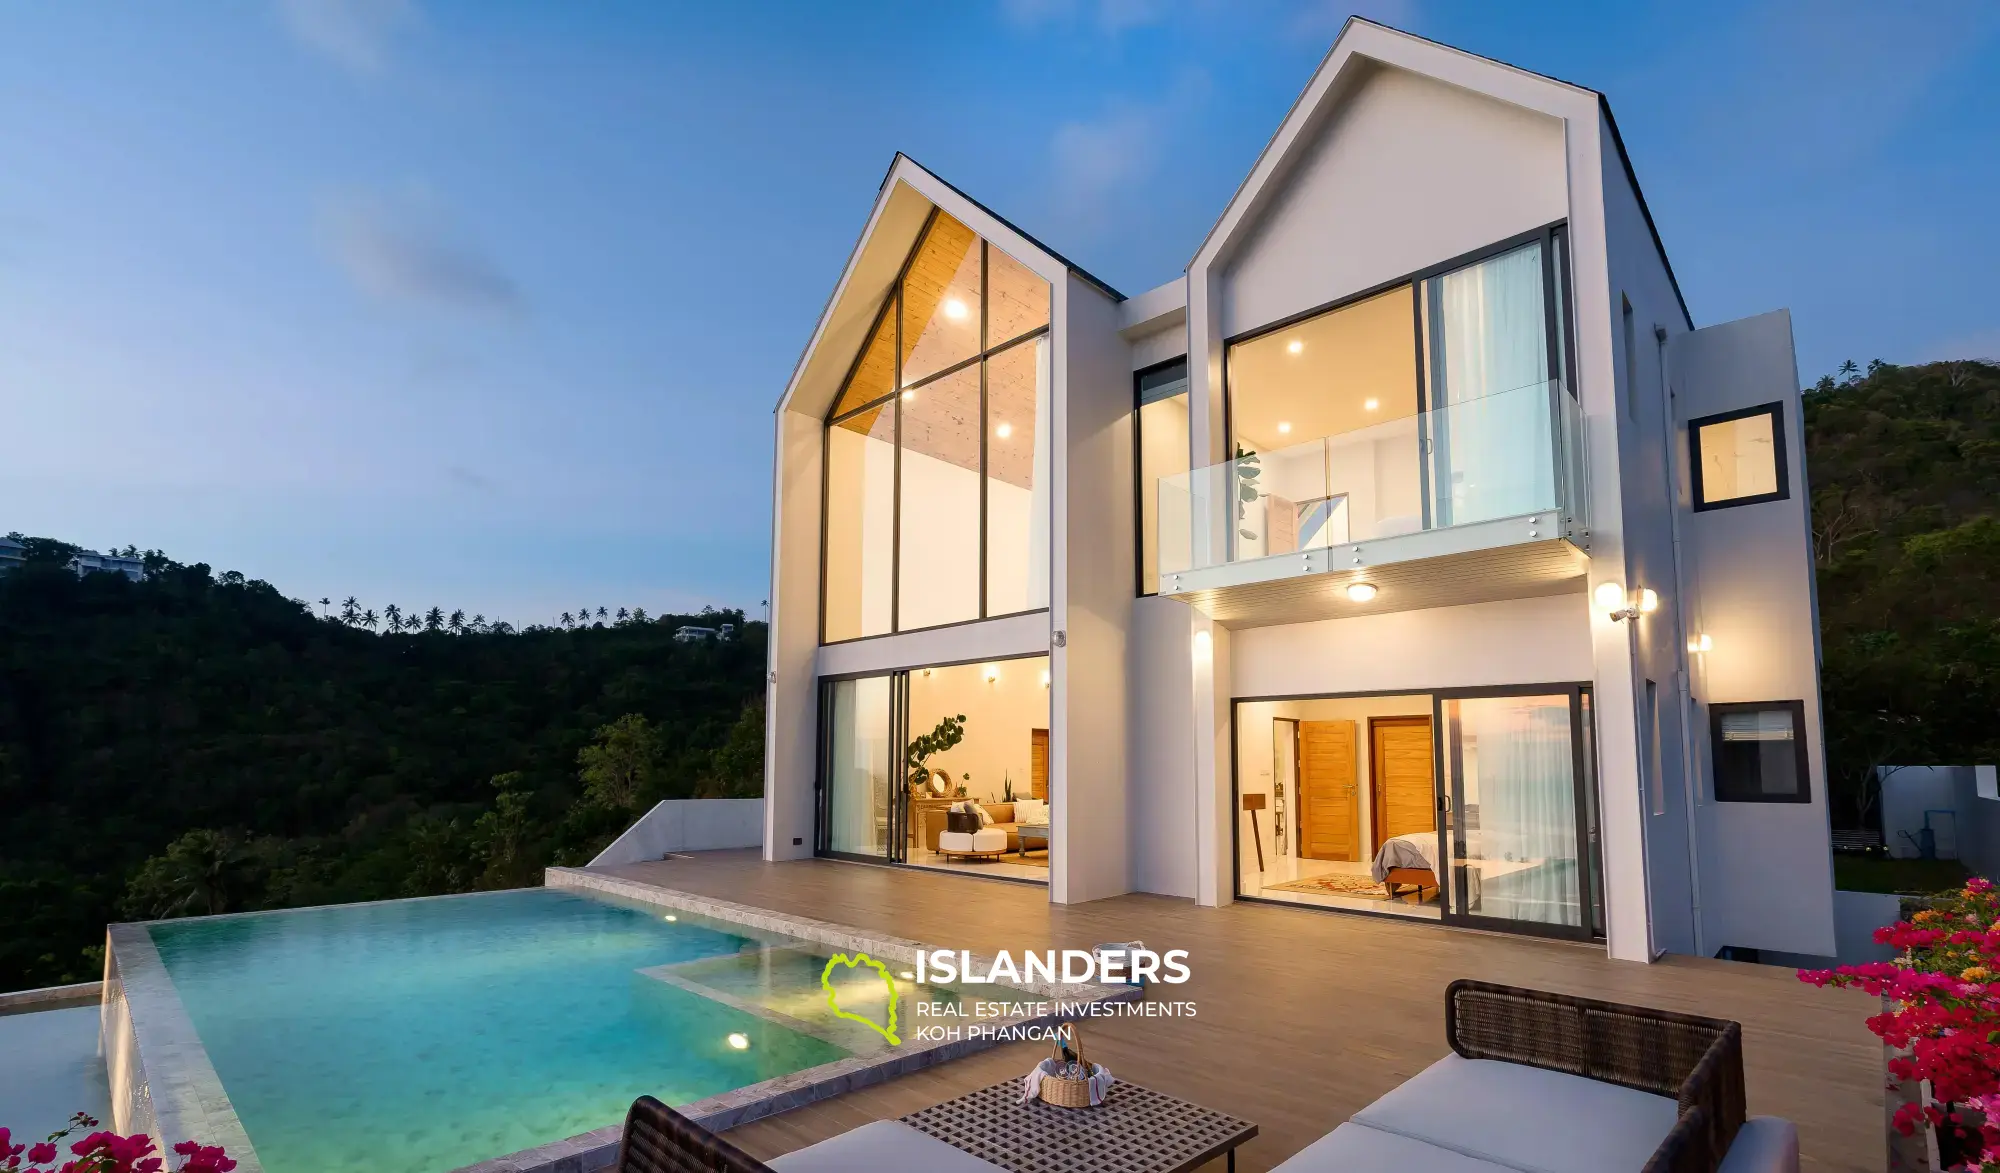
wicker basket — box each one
[1038,1025,1101,1109]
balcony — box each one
[1157,380,1589,626]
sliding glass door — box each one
[1434,685,1600,940]
[818,674,905,861]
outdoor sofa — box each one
[614,1094,1002,1173]
[1269,979,1800,1173]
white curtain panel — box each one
[828,677,892,856]
[1427,242,1555,526]
[1465,695,1580,927]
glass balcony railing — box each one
[1157,380,1585,583]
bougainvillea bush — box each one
[1801,876,2000,1170]
[0,1113,234,1173]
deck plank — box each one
[594,851,1880,1173]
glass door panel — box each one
[824,676,895,858]
[1439,691,1587,933]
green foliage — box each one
[577,715,663,812]
[0,549,765,988]
[906,714,966,785]
[1808,358,2000,828]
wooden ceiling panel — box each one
[989,244,1050,343]
[831,305,896,419]
[902,214,981,386]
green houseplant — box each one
[907,714,966,788]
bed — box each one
[1370,830,1445,900]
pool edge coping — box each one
[453,867,1143,1173]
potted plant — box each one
[906,714,966,789]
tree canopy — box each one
[0,551,763,988]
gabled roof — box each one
[776,154,1120,417]
[1189,17,1692,330]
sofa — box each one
[921,801,1047,854]
[1270,980,1800,1173]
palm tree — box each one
[559,611,574,629]
[471,613,486,632]
[384,604,403,632]
[318,597,332,617]
[361,608,378,631]
[424,606,444,632]
[448,609,466,635]
[616,607,630,624]
[1838,359,1859,382]
[596,606,609,623]
[340,596,361,625]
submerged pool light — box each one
[727,1033,751,1050]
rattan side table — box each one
[900,1078,1257,1173]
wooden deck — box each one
[594,852,1882,1173]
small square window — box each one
[1690,402,1788,511]
[1711,701,1809,803]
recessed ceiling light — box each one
[1277,421,1291,434]
[727,1033,750,1051]
[996,422,1013,438]
[1287,340,1304,355]
[943,298,969,320]
[1364,398,1379,411]
[902,390,914,401]
[1346,582,1379,602]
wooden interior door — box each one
[1371,716,1436,848]
[1030,728,1048,800]
[1298,720,1359,861]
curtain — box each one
[1460,696,1579,926]
[828,677,891,856]
[1426,242,1554,526]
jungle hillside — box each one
[0,544,764,989]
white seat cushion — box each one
[769,1120,1004,1173]
[1352,1054,1679,1173]
[1719,1118,1800,1173]
[937,829,1006,853]
[1270,1122,1514,1172]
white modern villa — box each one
[761,18,1834,965]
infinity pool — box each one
[144,888,951,1173]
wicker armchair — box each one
[616,1096,772,1173]
[1444,979,1747,1173]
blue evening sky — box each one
[3,1,1996,625]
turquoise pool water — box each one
[146,888,941,1173]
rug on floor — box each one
[1263,872,1394,897]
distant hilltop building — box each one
[672,623,735,643]
[72,548,147,581]
[0,537,145,581]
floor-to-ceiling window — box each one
[1215,226,1573,562]
[1135,358,1189,596]
[816,655,1051,885]
[820,210,1051,643]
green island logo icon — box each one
[822,952,901,1045]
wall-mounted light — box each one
[1345,581,1378,602]
[1639,588,1659,614]
[1287,340,1303,355]
[1594,581,1654,622]
[1040,669,1050,688]
[983,664,999,684]
[1688,634,1713,653]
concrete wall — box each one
[1670,309,1836,958]
[1600,121,1700,958]
[1219,62,1568,339]
[1128,595,1197,898]
[1882,765,1964,859]
[1231,594,1594,699]
[592,799,767,867]
[1831,889,1902,966]
[1052,270,1134,904]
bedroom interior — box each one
[1234,688,1604,937]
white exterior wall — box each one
[765,408,823,861]
[1053,270,1135,903]
[1599,125,1700,956]
[1670,309,1836,957]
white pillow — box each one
[976,804,995,826]
[1014,798,1049,827]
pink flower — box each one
[28,1142,57,1164]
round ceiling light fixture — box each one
[1346,581,1379,603]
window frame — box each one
[1132,355,1190,599]
[1688,401,1789,513]
[819,211,1053,645]
[1709,699,1811,804]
